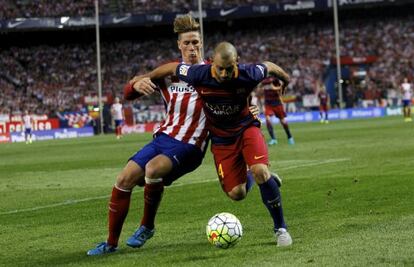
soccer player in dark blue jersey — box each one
[141,42,293,246]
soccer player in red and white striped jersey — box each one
[88,14,209,255]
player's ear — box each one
[236,56,240,63]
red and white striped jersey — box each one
[155,74,208,151]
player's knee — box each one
[144,162,161,179]
[116,172,138,190]
[250,164,270,184]
[227,187,247,201]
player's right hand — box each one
[131,77,157,95]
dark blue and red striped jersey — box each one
[261,77,282,106]
[318,91,328,106]
[175,63,267,142]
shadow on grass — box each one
[23,240,216,266]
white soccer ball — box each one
[206,212,243,249]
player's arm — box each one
[124,63,179,100]
[262,61,290,93]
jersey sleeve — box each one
[240,63,268,86]
[175,63,207,85]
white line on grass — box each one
[279,158,350,170]
[0,158,350,215]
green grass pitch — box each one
[0,116,413,266]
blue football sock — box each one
[246,170,255,193]
[258,177,287,230]
[266,121,275,140]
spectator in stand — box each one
[1,13,414,115]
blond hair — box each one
[173,14,200,36]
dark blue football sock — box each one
[282,123,292,139]
[258,177,287,230]
[245,170,255,193]
[266,121,275,140]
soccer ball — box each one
[206,212,243,249]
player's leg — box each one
[127,134,204,248]
[242,126,292,246]
[266,116,277,145]
[211,141,248,201]
[28,129,32,143]
[276,106,294,144]
[109,161,144,244]
[319,106,324,123]
[408,103,412,121]
[126,154,172,248]
[324,106,329,123]
[87,160,145,255]
[265,105,277,145]
[24,128,29,144]
[88,141,158,256]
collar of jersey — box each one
[210,64,239,81]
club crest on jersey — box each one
[179,65,190,76]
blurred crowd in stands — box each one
[1,9,413,117]
[1,0,281,19]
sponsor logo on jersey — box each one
[169,83,195,93]
[205,103,240,116]
[179,65,190,76]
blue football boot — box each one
[126,225,155,248]
[268,139,278,145]
[87,242,117,256]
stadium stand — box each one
[0,1,413,119]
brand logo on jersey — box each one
[169,84,195,93]
[205,103,240,116]
[179,65,190,76]
[254,155,265,160]
[256,65,265,78]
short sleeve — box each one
[176,64,207,85]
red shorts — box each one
[265,104,286,119]
[211,126,269,193]
[320,104,328,112]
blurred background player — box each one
[22,110,34,144]
[318,85,330,124]
[257,77,294,145]
[110,97,124,139]
[143,42,292,247]
[400,77,413,122]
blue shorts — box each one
[114,119,123,127]
[25,128,32,135]
[402,99,411,107]
[129,133,204,186]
